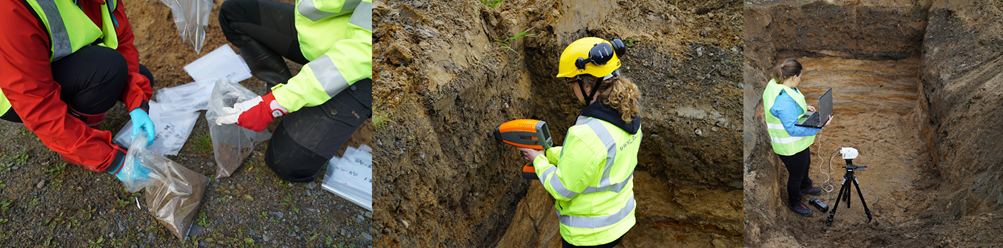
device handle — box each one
[521,162,539,180]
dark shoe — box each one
[236,36,292,89]
[802,186,822,196]
[790,202,813,216]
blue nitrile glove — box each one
[114,157,150,182]
[107,149,150,183]
[129,108,156,146]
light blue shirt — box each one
[769,88,821,137]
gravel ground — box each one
[0,90,373,247]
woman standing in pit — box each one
[762,58,832,216]
[518,37,642,248]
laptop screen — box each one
[819,88,833,119]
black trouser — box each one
[0,45,154,123]
[220,0,372,182]
[218,0,308,64]
[778,148,814,206]
[562,234,624,248]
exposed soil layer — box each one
[373,0,744,247]
[744,0,1003,247]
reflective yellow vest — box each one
[0,0,119,116]
[271,0,372,112]
[762,79,814,156]
[532,116,642,246]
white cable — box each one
[816,130,838,202]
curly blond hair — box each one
[579,75,641,122]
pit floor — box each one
[791,56,932,229]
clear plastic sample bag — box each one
[121,131,209,241]
[161,0,212,54]
[205,80,271,178]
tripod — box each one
[825,159,873,226]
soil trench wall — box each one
[374,0,744,246]
[744,0,1003,246]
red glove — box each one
[232,93,288,131]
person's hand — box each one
[807,105,817,112]
[215,92,288,132]
[823,115,833,127]
[516,148,545,162]
[129,109,156,146]
[114,157,150,183]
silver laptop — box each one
[795,88,832,128]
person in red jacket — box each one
[0,0,156,181]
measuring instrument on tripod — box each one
[825,147,874,226]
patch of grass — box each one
[28,197,39,207]
[198,212,209,227]
[0,161,13,172]
[625,38,637,47]
[0,180,5,190]
[193,132,213,155]
[495,28,537,53]
[12,153,28,166]
[87,236,105,248]
[372,103,391,131]
[45,162,68,177]
[279,195,300,213]
[480,0,502,8]
[0,199,11,213]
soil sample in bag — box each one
[145,160,209,241]
[215,143,252,177]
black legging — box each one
[0,45,154,122]
[778,148,814,206]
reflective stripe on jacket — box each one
[0,0,120,116]
[762,79,815,155]
[272,0,372,112]
[0,0,150,172]
[532,116,642,246]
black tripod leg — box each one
[826,177,850,226]
[845,175,852,209]
[852,177,873,222]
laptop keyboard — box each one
[802,113,821,127]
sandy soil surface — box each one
[0,0,373,246]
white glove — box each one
[215,95,264,126]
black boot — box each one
[236,36,291,89]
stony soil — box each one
[373,0,743,247]
[0,0,373,246]
[743,0,1003,247]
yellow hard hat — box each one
[556,37,626,78]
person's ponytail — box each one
[771,58,803,83]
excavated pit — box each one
[374,0,743,247]
[744,1,1003,247]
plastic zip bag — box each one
[322,145,372,211]
[161,0,212,54]
[124,130,209,241]
[205,80,271,178]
